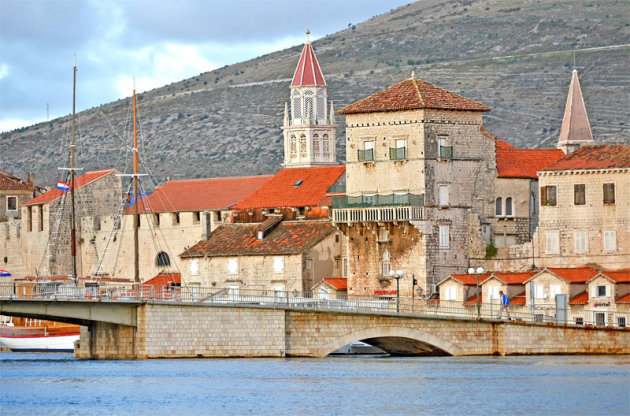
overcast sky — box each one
[0,0,411,133]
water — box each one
[1,353,628,416]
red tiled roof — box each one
[24,169,115,206]
[291,42,326,87]
[616,293,630,304]
[181,221,335,257]
[544,267,600,283]
[464,293,482,305]
[124,175,272,214]
[510,292,527,305]
[0,170,42,192]
[448,273,491,285]
[569,291,589,305]
[324,278,347,290]
[496,148,565,178]
[491,272,537,284]
[542,144,630,171]
[232,166,345,209]
[601,271,630,283]
[143,272,181,286]
[338,77,490,115]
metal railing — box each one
[439,145,453,159]
[357,148,374,162]
[1,283,626,328]
[332,193,424,209]
[389,147,407,160]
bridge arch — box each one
[315,326,464,357]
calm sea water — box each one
[0,353,628,416]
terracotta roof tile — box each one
[291,42,326,87]
[338,77,490,115]
[324,278,347,290]
[510,292,527,305]
[545,267,600,283]
[181,221,335,257]
[542,144,630,171]
[125,175,272,214]
[24,169,115,206]
[232,166,345,209]
[0,170,43,192]
[569,291,589,305]
[491,272,537,284]
[448,273,491,286]
[464,293,482,305]
[601,271,630,283]
[496,149,565,178]
[143,272,181,286]
[616,293,630,304]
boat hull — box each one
[0,333,79,352]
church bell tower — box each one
[282,32,337,168]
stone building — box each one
[312,277,348,299]
[80,175,270,282]
[21,169,121,277]
[334,74,495,296]
[535,144,630,270]
[179,220,343,292]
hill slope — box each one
[2,0,628,186]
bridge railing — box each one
[0,283,626,328]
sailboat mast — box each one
[132,85,140,284]
[70,56,78,284]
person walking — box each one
[497,290,511,319]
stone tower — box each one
[282,39,337,167]
[557,69,594,155]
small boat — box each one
[0,316,79,352]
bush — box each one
[485,244,498,259]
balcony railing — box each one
[439,145,453,159]
[332,193,424,209]
[389,147,407,160]
[357,149,374,162]
[332,193,424,223]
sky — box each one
[0,0,412,133]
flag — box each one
[0,270,11,277]
[57,181,70,191]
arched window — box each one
[312,134,320,156]
[381,250,391,276]
[156,252,170,267]
[290,135,297,157]
[322,134,330,157]
[505,197,513,217]
[304,90,314,120]
[299,135,307,158]
[292,91,301,120]
[316,90,326,123]
[495,197,502,216]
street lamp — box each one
[389,269,404,313]
[467,266,484,319]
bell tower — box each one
[282,32,337,168]
[557,69,594,155]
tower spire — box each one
[557,69,594,154]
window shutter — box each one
[606,285,611,297]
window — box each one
[540,186,557,206]
[603,183,615,204]
[444,286,456,301]
[390,139,406,160]
[495,197,502,216]
[156,252,170,267]
[193,212,201,224]
[381,250,390,276]
[290,135,297,157]
[153,213,160,227]
[190,259,199,276]
[316,90,326,122]
[38,206,44,232]
[27,206,32,232]
[439,225,449,249]
[292,91,301,120]
[312,134,320,156]
[488,286,500,300]
[545,230,559,254]
[172,212,180,225]
[550,285,562,299]
[438,137,452,159]
[604,230,616,251]
[618,317,627,328]
[594,285,610,298]
[378,228,389,242]
[228,258,238,274]
[359,140,374,162]
[6,196,17,211]
[362,194,376,205]
[505,197,513,216]
[595,312,606,327]
[304,90,314,120]
[535,284,544,299]
[574,230,587,253]
[438,185,448,207]
[574,184,586,205]
[273,257,284,273]
[299,135,307,158]
[574,317,584,325]
[322,134,330,157]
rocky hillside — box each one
[2,0,628,187]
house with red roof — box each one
[20,169,121,278]
[179,221,343,292]
[312,277,347,299]
[536,144,630,270]
[437,273,492,307]
[577,271,630,327]
[79,175,271,283]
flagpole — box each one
[70,55,78,284]
[133,79,140,284]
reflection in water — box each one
[1,353,628,416]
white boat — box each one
[0,316,79,352]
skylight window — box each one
[293,180,303,187]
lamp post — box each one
[467,266,484,319]
[389,269,404,313]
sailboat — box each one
[0,59,84,352]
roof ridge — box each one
[411,78,425,107]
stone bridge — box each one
[1,300,629,359]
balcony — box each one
[439,145,453,159]
[332,193,424,224]
[389,147,407,160]
[357,149,374,162]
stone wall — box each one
[0,219,26,278]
